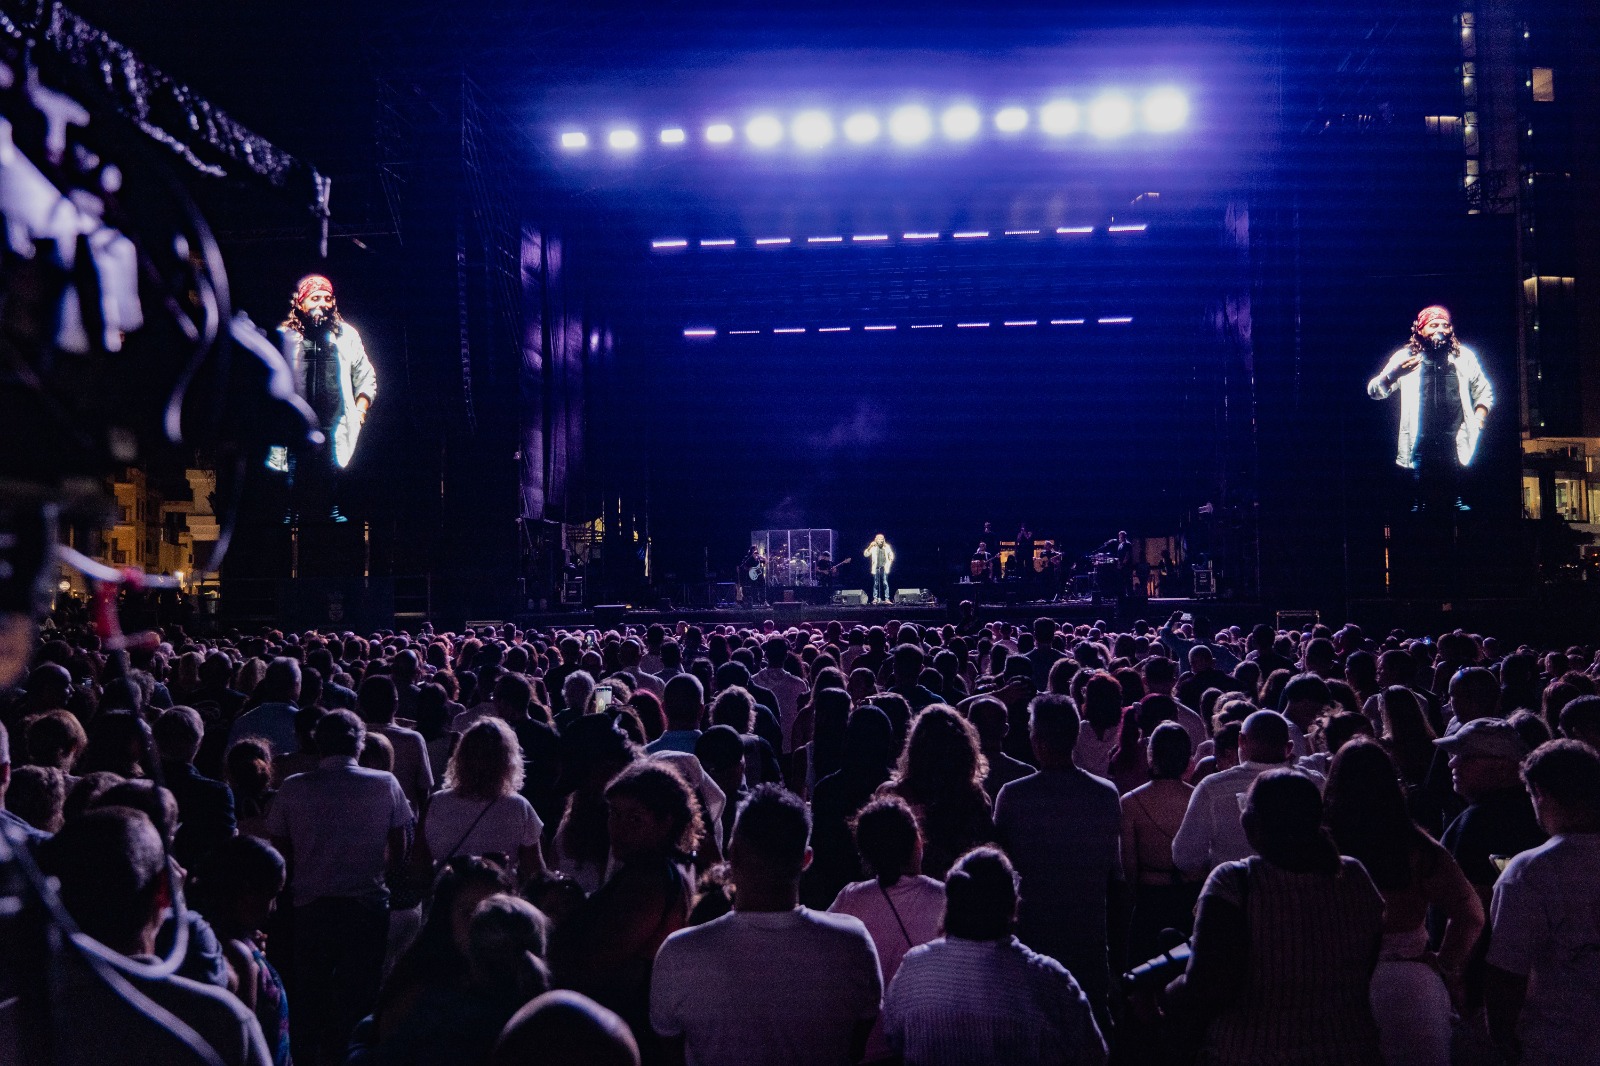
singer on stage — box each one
[271,274,377,522]
[1367,305,1491,514]
[866,533,895,604]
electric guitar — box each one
[814,556,854,576]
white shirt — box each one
[753,666,810,748]
[883,935,1107,1066]
[829,876,946,1062]
[375,722,433,812]
[628,668,666,699]
[651,907,882,1066]
[265,756,413,906]
[424,790,543,875]
[1074,723,1118,778]
[1170,761,1325,878]
[1487,832,1600,1066]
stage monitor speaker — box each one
[835,589,867,606]
[1276,609,1320,631]
[592,604,627,629]
[713,582,737,604]
[773,601,804,621]
[895,589,930,604]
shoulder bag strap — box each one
[437,798,497,870]
[879,881,914,947]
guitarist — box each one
[739,546,767,605]
[814,551,853,592]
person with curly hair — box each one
[875,705,994,879]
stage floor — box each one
[514,596,1260,631]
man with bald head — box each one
[1172,710,1325,879]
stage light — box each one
[652,239,689,249]
[903,232,940,240]
[1040,100,1081,136]
[807,236,843,243]
[957,322,991,328]
[755,237,791,246]
[852,234,890,242]
[608,129,639,150]
[843,112,881,143]
[660,127,687,144]
[911,323,944,329]
[889,106,933,145]
[683,328,717,338]
[699,239,736,247]
[560,131,588,149]
[941,105,981,140]
[1098,316,1133,324]
[1051,318,1086,325]
[774,327,806,334]
[818,326,851,332]
[705,123,735,143]
[1004,320,1038,326]
[953,230,989,239]
[1107,223,1147,233]
[792,110,834,148]
[1056,225,1093,234]
[1089,93,1134,138]
[994,106,1029,133]
[864,324,897,331]
[746,115,783,147]
[1142,88,1188,132]
[729,329,760,335]
[1005,229,1041,236]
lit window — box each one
[1532,67,1555,102]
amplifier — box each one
[894,588,931,604]
[835,590,868,606]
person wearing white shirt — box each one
[1172,710,1323,879]
[1486,740,1600,1066]
[264,710,413,1064]
[651,785,881,1066]
[752,636,809,753]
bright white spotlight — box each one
[1143,88,1188,132]
[560,131,588,149]
[1040,100,1081,136]
[792,110,834,148]
[660,127,687,144]
[746,115,784,147]
[705,123,734,144]
[994,107,1029,133]
[888,106,933,145]
[843,112,881,143]
[608,129,639,150]
[1088,93,1135,138]
[941,105,981,140]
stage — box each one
[513,596,1258,632]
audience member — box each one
[994,693,1122,1025]
[266,709,414,1064]
[649,785,882,1066]
[1485,740,1600,1066]
[1166,770,1384,1064]
[882,846,1106,1066]
[827,796,945,1063]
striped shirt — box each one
[883,935,1107,1066]
[1196,857,1385,1066]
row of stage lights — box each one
[651,223,1146,251]
[682,317,1135,338]
[560,89,1188,153]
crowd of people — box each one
[2,608,1597,1065]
